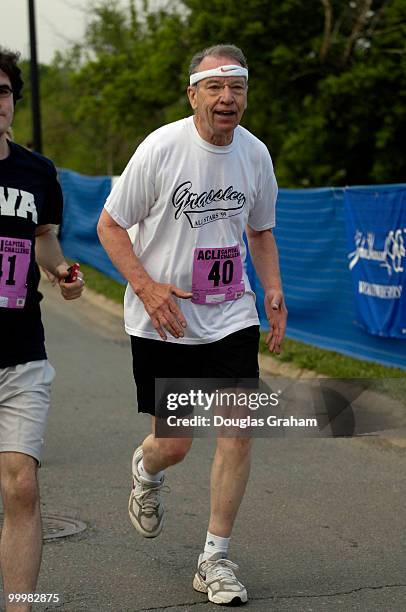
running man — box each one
[0,47,84,611]
[98,44,287,605]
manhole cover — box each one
[0,513,87,540]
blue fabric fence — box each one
[58,168,406,370]
[58,170,125,284]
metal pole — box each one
[28,0,42,153]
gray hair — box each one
[189,44,248,77]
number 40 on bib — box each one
[192,244,245,305]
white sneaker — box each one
[128,446,166,538]
[193,552,248,605]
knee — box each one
[217,437,252,459]
[1,466,39,514]
[158,438,192,465]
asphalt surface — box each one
[4,282,406,611]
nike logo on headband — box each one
[190,65,249,86]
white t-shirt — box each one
[104,116,277,344]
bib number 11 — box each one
[0,254,17,286]
[0,237,31,309]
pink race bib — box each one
[192,244,245,305]
[0,236,31,309]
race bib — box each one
[0,236,31,309]
[192,244,245,305]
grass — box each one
[259,334,405,378]
[75,261,125,304]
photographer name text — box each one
[166,415,318,429]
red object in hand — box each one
[64,263,80,283]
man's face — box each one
[0,70,14,138]
[187,56,248,145]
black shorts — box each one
[131,325,260,417]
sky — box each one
[2,0,131,64]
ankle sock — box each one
[138,458,164,483]
[202,531,230,561]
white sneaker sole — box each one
[193,572,248,605]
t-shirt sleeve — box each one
[37,165,63,225]
[104,143,155,229]
[247,147,278,231]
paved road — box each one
[7,282,406,611]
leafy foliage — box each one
[13,0,406,185]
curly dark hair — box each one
[0,47,24,104]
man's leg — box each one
[129,332,196,537]
[193,437,251,605]
[142,417,193,473]
[0,360,53,611]
[191,326,260,606]
[206,328,259,539]
[129,418,193,538]
[209,436,252,538]
[0,452,42,612]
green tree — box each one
[68,0,188,174]
[13,0,406,185]
[274,0,406,185]
[182,0,406,186]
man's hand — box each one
[55,264,85,300]
[41,267,58,286]
[137,280,193,340]
[264,289,288,354]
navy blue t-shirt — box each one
[0,141,63,367]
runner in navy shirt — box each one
[0,140,63,367]
[0,47,84,610]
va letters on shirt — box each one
[0,187,38,223]
[344,188,406,339]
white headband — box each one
[189,64,248,86]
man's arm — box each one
[246,226,287,353]
[35,224,84,300]
[97,209,192,340]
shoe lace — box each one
[204,558,239,583]
[138,482,170,513]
